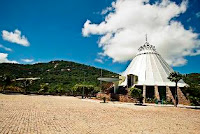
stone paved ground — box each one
[0,94,200,134]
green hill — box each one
[0,60,118,93]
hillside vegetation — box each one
[0,60,118,94]
[183,73,200,105]
[0,61,199,105]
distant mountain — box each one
[0,60,118,93]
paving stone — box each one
[0,94,199,134]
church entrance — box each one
[158,86,166,101]
[146,86,155,100]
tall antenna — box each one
[100,69,102,92]
[145,34,148,42]
[100,69,102,84]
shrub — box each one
[146,98,156,103]
[130,87,142,98]
[130,87,143,103]
[189,96,200,106]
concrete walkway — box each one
[83,98,200,109]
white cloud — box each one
[82,0,200,67]
[0,53,18,63]
[21,59,34,63]
[2,29,30,46]
[196,12,200,18]
[168,57,187,67]
[95,58,104,63]
[0,44,12,52]
[95,52,107,63]
[101,7,113,15]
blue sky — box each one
[0,0,199,74]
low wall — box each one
[96,93,111,100]
[177,87,190,105]
[96,93,137,103]
[112,94,137,103]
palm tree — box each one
[168,72,182,107]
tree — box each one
[168,72,182,107]
[39,83,49,93]
[72,84,95,98]
[22,80,31,94]
[182,73,200,106]
[1,75,11,93]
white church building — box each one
[118,40,189,104]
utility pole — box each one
[82,72,86,99]
[146,34,148,42]
[100,69,102,92]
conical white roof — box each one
[120,42,186,87]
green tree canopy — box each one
[167,72,182,83]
